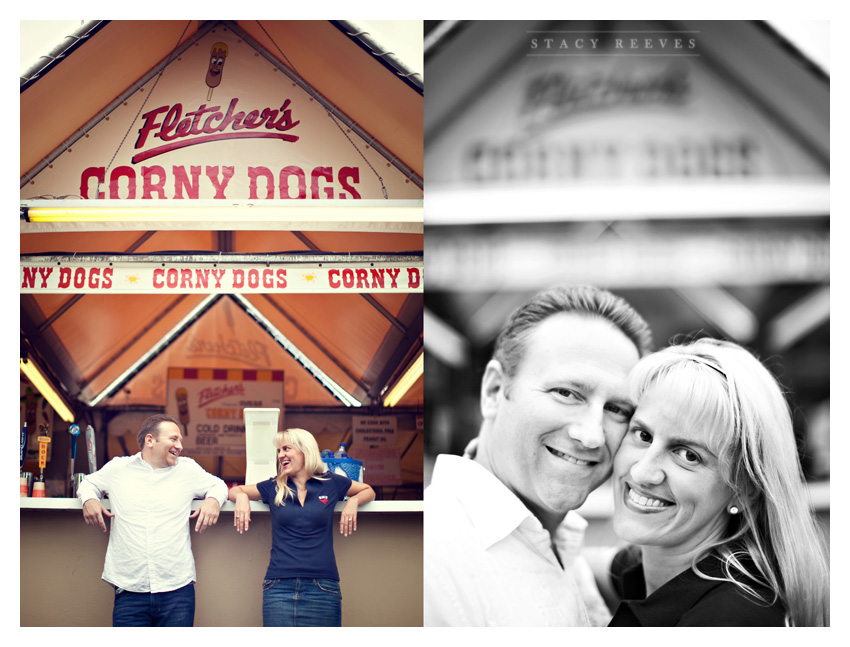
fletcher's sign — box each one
[21,28,422,201]
[133,98,300,163]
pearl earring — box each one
[728,505,740,515]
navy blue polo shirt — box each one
[609,546,787,626]
[257,472,352,581]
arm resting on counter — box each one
[189,497,221,534]
[340,481,376,537]
[229,483,263,534]
[82,498,114,532]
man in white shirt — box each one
[79,413,227,627]
[425,285,652,626]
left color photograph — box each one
[20,20,423,627]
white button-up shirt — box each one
[424,453,611,626]
[77,453,227,593]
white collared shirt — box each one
[424,453,611,626]
[77,453,227,593]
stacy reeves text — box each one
[132,97,300,163]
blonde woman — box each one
[592,338,829,626]
[228,428,375,626]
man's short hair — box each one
[493,285,653,379]
[137,414,180,450]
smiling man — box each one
[424,285,652,626]
[78,414,227,626]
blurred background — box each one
[421,20,829,542]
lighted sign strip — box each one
[20,359,76,423]
[21,199,423,224]
[382,352,423,408]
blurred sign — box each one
[166,367,284,456]
[425,228,828,289]
[354,448,403,486]
[353,415,398,447]
[427,23,825,186]
[352,416,401,486]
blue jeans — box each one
[112,582,195,627]
[262,578,342,627]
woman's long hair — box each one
[629,338,829,626]
[272,428,329,507]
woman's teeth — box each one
[628,486,671,508]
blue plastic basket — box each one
[322,457,364,482]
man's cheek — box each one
[607,423,631,455]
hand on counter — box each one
[82,499,114,532]
[190,497,221,533]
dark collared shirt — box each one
[608,546,787,626]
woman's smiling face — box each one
[277,438,306,476]
[612,384,734,555]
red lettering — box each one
[88,268,101,289]
[242,110,261,128]
[109,166,136,199]
[180,268,193,289]
[157,104,184,142]
[355,268,368,289]
[262,269,274,289]
[131,99,299,164]
[259,107,277,129]
[205,166,234,199]
[21,267,38,289]
[276,268,287,288]
[135,106,169,148]
[342,269,355,289]
[173,165,201,199]
[280,166,306,199]
[338,167,361,199]
[175,115,193,138]
[73,267,86,289]
[369,268,385,289]
[249,166,275,199]
[142,166,167,198]
[210,269,226,288]
[233,269,245,289]
[217,99,246,132]
[166,268,179,288]
[311,167,334,199]
[270,100,299,131]
[329,269,341,289]
[386,268,400,288]
[102,267,113,289]
[406,267,421,289]
[202,108,226,134]
[153,268,164,289]
[80,167,106,199]
[37,267,53,288]
[195,269,210,289]
[58,268,71,289]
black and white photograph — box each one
[422,20,829,627]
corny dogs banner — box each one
[20,261,423,294]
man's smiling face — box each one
[146,421,183,469]
[479,313,640,520]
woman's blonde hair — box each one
[272,428,328,507]
[629,338,829,626]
